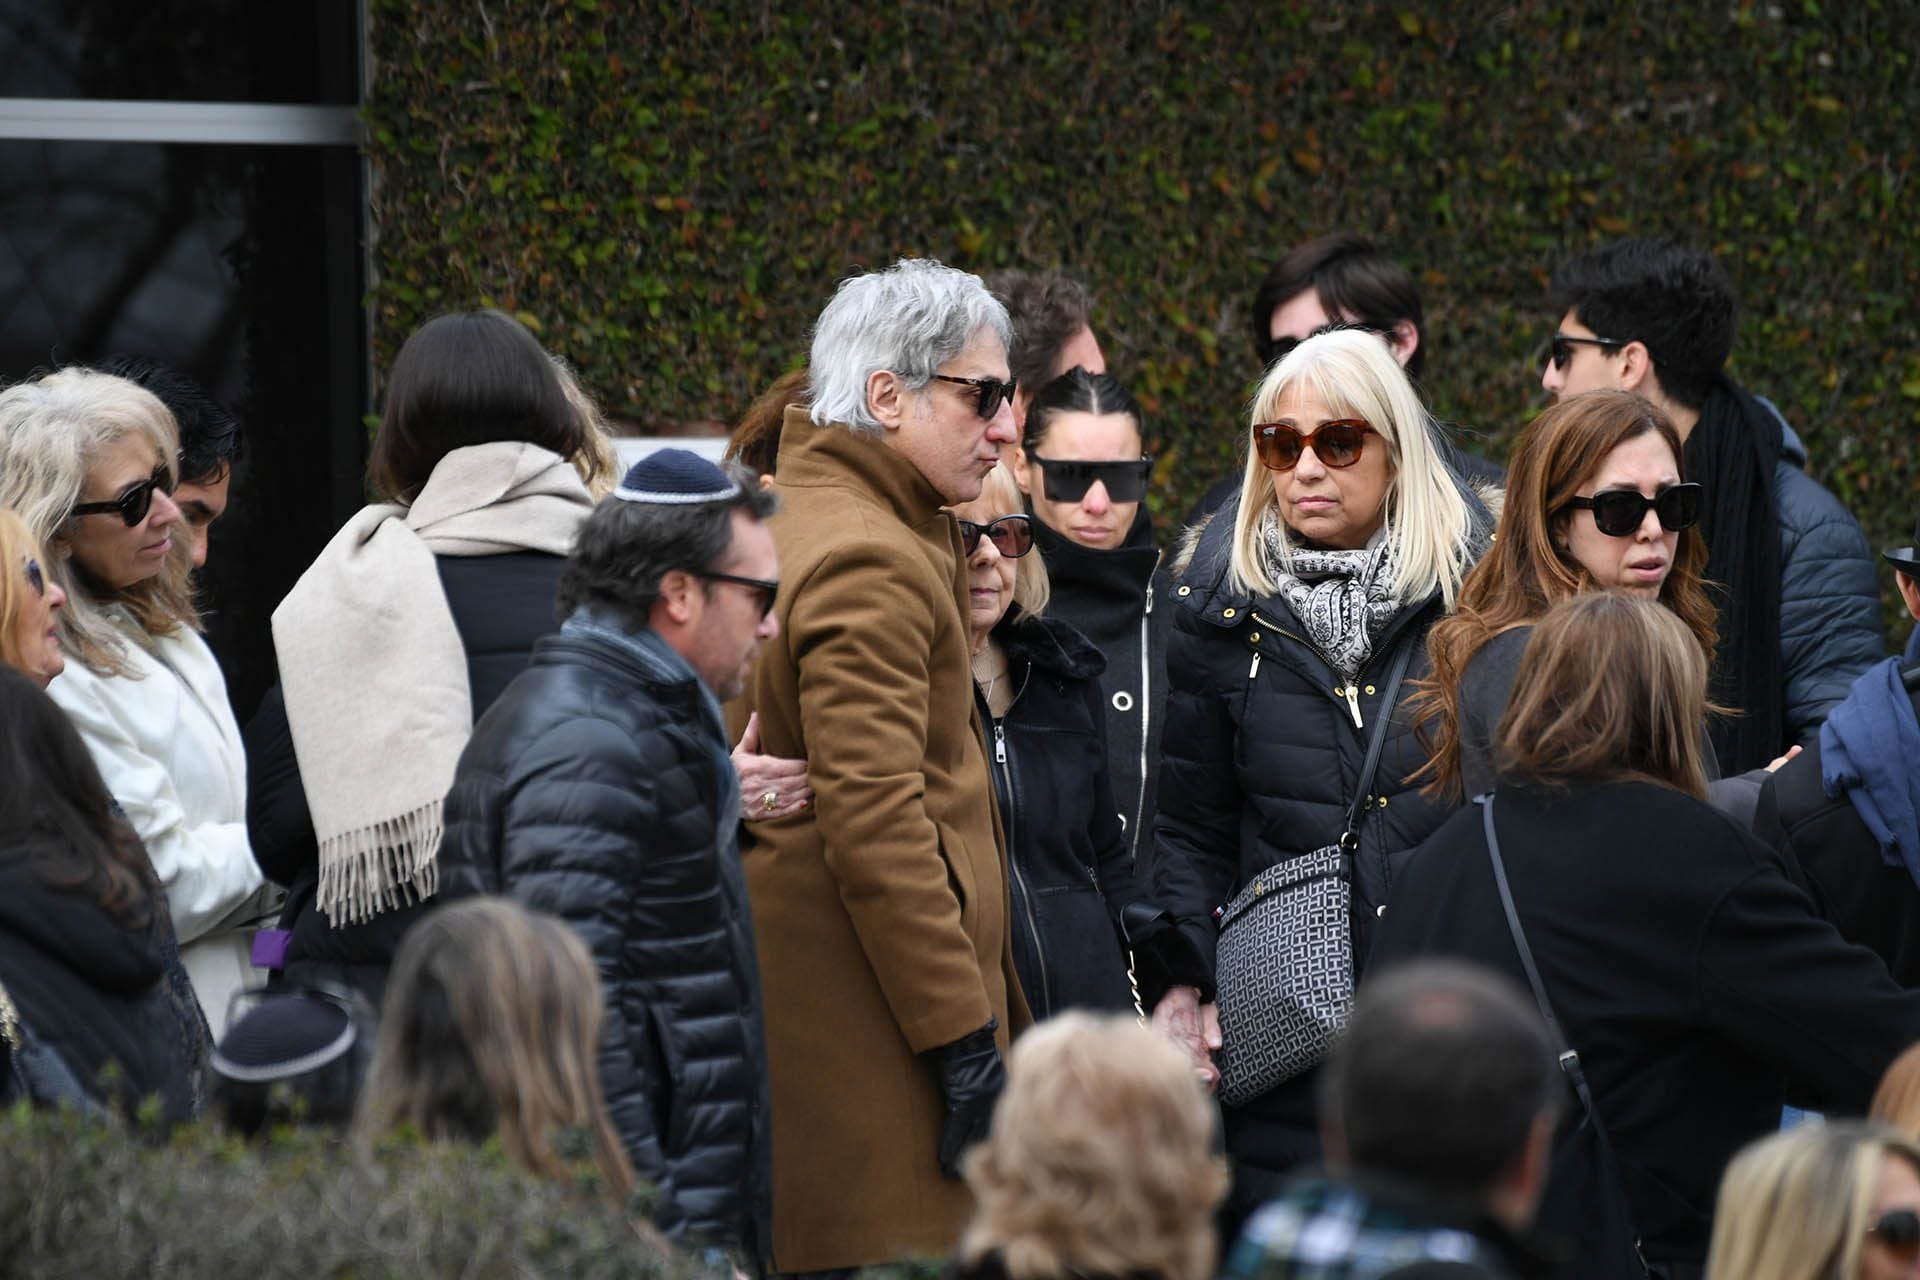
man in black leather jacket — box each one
[439,450,780,1264]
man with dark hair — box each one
[1223,960,1560,1279]
[985,267,1106,439]
[1193,234,1499,521]
[1757,512,1920,985]
[438,449,778,1263]
[95,354,243,569]
[1544,237,1883,772]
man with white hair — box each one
[736,258,1031,1273]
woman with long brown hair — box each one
[1413,388,1717,804]
[354,896,633,1203]
[1372,592,1920,1277]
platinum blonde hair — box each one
[0,368,197,676]
[1230,328,1474,607]
[808,258,1011,436]
[976,462,1050,619]
[1706,1122,1920,1280]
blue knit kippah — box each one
[613,449,741,505]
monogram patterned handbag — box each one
[1211,637,1414,1107]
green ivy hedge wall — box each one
[366,1,1919,641]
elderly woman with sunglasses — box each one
[1137,329,1493,1231]
[0,507,69,687]
[949,463,1144,1017]
[0,369,272,1036]
[1011,369,1172,873]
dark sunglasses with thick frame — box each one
[23,555,45,597]
[1544,332,1628,371]
[957,514,1034,559]
[1870,1207,1920,1261]
[1252,419,1378,473]
[1564,482,1704,538]
[1263,321,1392,368]
[68,464,175,527]
[931,373,1018,420]
[692,570,780,620]
[1027,454,1154,504]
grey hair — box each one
[555,459,778,627]
[808,258,1012,436]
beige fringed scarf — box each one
[271,442,594,925]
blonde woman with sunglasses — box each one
[0,368,272,1037]
[1708,1123,1920,1280]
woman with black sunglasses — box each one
[947,464,1144,1017]
[0,368,273,1039]
[1414,390,1732,807]
[1137,329,1492,1235]
[1012,369,1171,875]
[1709,1122,1920,1280]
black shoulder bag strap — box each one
[1479,794,1650,1276]
[1340,637,1417,857]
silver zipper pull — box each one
[994,722,1007,764]
[1249,653,1261,680]
[1340,684,1363,728]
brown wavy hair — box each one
[959,1013,1227,1280]
[1412,389,1715,803]
[354,897,635,1204]
[1496,592,1710,800]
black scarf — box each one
[1686,376,1785,773]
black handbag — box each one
[0,975,104,1116]
[1211,637,1414,1107]
[1479,795,1651,1280]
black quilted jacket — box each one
[1147,489,1491,1180]
[438,617,771,1259]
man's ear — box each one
[868,369,906,433]
[1386,319,1420,371]
[653,568,702,628]
[1617,341,1657,395]
[1897,569,1920,621]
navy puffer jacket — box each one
[1147,486,1492,1177]
[437,621,770,1259]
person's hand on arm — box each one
[731,711,812,821]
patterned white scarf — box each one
[1260,512,1402,678]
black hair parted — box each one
[1023,368,1145,453]
[95,354,243,483]
[1550,238,1736,412]
[555,461,777,627]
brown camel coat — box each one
[734,407,1029,1271]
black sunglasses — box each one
[69,464,174,527]
[1870,1208,1920,1260]
[931,373,1018,420]
[1028,454,1153,503]
[1265,322,1392,367]
[1565,483,1704,538]
[1545,333,1627,371]
[957,514,1033,559]
[694,570,779,620]
[23,555,45,597]
[1252,419,1377,472]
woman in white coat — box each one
[0,368,272,1035]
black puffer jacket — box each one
[1033,507,1172,873]
[978,606,1142,1018]
[245,551,566,1003]
[438,614,771,1259]
[0,864,196,1123]
[1147,489,1491,1182]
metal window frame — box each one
[0,97,361,145]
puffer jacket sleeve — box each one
[1775,460,1884,743]
[1146,607,1243,1000]
[438,714,682,1236]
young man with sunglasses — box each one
[438,450,779,1261]
[1190,232,1503,524]
[984,267,1106,444]
[1544,237,1883,773]
[732,258,1031,1275]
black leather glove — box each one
[923,1018,1005,1179]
